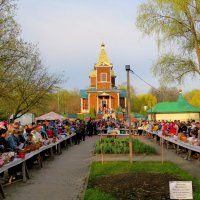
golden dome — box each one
[89,69,97,77]
[95,43,112,67]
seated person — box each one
[7,129,21,152]
[41,123,48,139]
[52,126,58,136]
[30,126,43,143]
[47,128,53,138]
[6,129,24,181]
[0,128,11,153]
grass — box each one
[84,161,200,200]
[95,138,156,154]
[84,188,116,200]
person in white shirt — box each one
[30,126,43,143]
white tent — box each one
[35,112,66,121]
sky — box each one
[16,0,200,95]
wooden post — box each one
[161,137,164,165]
[100,129,104,164]
[126,65,133,164]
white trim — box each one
[109,68,111,89]
[81,98,83,113]
[95,66,112,68]
[109,95,111,109]
[82,109,89,113]
[96,95,98,111]
[96,71,97,89]
[101,97,108,107]
[88,94,91,111]
[117,93,119,107]
[97,81,111,83]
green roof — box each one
[80,90,88,98]
[119,89,127,97]
[68,114,77,118]
[131,113,146,119]
[147,94,200,113]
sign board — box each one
[169,181,193,199]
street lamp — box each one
[125,65,133,164]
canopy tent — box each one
[35,112,66,121]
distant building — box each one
[80,43,126,114]
[147,93,200,122]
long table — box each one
[143,129,200,153]
[97,128,137,135]
[0,133,75,198]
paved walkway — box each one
[2,135,200,200]
[4,136,98,200]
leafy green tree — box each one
[0,0,22,97]
[89,107,96,119]
[185,89,200,108]
[136,0,200,84]
[133,94,157,115]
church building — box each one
[80,43,126,114]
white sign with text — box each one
[169,181,193,199]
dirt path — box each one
[94,135,200,179]
[3,136,98,200]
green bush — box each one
[95,138,156,154]
[89,107,96,119]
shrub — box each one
[95,138,156,154]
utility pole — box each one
[125,65,133,163]
[57,89,60,113]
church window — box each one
[100,73,107,82]
[82,98,88,110]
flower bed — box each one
[84,161,200,200]
[95,138,156,154]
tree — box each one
[133,94,157,115]
[118,82,135,97]
[118,82,136,111]
[0,0,62,120]
[0,44,61,121]
[136,0,200,84]
[185,89,200,108]
[149,86,180,102]
[39,89,81,116]
[0,0,23,96]
[89,107,96,119]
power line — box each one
[129,70,160,93]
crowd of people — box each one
[0,117,199,182]
[138,119,200,139]
[0,119,90,182]
[138,119,200,161]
